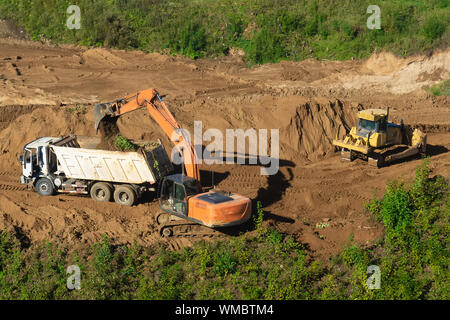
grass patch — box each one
[114,135,137,151]
[427,79,450,96]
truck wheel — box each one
[113,185,136,206]
[90,182,112,202]
[35,178,55,196]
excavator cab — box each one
[159,174,200,216]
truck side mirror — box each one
[19,155,23,163]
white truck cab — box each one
[20,137,62,185]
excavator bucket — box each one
[94,103,116,132]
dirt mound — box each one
[0,105,41,130]
[81,48,130,66]
[362,51,410,75]
[282,100,357,160]
[0,105,95,171]
[347,49,450,94]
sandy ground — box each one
[0,32,449,260]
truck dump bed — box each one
[51,135,173,184]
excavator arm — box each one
[93,89,201,182]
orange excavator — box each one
[94,88,251,237]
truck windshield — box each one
[24,148,38,165]
[358,119,377,131]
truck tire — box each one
[90,182,112,202]
[113,185,136,206]
[35,178,55,196]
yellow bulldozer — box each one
[333,108,427,167]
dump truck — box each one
[333,108,427,167]
[20,135,173,205]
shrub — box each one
[115,135,136,151]
[427,79,450,96]
[212,250,236,277]
[422,15,446,40]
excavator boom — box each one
[93,89,200,181]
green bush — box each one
[359,158,449,299]
[115,135,136,151]
[212,250,236,277]
[427,79,450,96]
[422,15,446,40]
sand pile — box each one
[281,100,357,160]
[0,105,94,171]
[81,48,130,66]
[344,49,450,94]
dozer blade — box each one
[333,139,369,154]
[94,103,116,132]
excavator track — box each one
[156,212,227,238]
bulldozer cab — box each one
[357,109,388,134]
[159,174,200,216]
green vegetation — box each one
[114,134,137,151]
[67,104,87,114]
[327,158,449,299]
[0,0,448,65]
[0,159,448,299]
[427,79,450,96]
